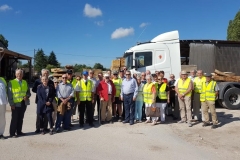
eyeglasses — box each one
[126,74,130,76]
[62,77,66,79]
[54,82,59,84]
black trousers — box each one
[79,101,93,125]
[122,100,125,118]
[39,111,53,129]
[142,103,146,120]
[10,102,27,135]
[36,113,48,130]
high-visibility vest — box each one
[79,80,93,101]
[156,83,167,100]
[112,78,122,97]
[0,77,7,86]
[67,78,77,100]
[143,83,155,103]
[10,79,28,103]
[178,78,192,97]
[194,77,206,93]
[200,80,216,102]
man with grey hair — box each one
[88,69,98,121]
[32,69,54,133]
[8,69,31,137]
[189,70,197,81]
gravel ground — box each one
[1,92,239,160]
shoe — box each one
[35,129,40,133]
[63,128,71,131]
[122,120,129,124]
[10,134,17,138]
[17,132,26,136]
[160,121,165,124]
[89,123,95,127]
[41,130,45,135]
[138,121,142,123]
[49,130,54,135]
[101,121,105,125]
[202,122,210,127]
[56,128,61,133]
[118,119,122,122]
[69,124,74,127]
[188,123,193,127]
[151,121,157,126]
[130,121,134,125]
[173,117,178,120]
[178,120,185,124]
[0,135,6,140]
[145,120,151,123]
[109,120,113,124]
[44,129,50,132]
[211,125,218,129]
[79,124,84,128]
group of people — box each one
[0,67,219,139]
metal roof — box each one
[0,47,32,60]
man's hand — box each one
[178,94,183,99]
[23,96,28,101]
[46,102,51,106]
[100,97,104,101]
[133,97,136,101]
[11,106,15,110]
[77,100,80,105]
[120,97,123,101]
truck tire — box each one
[222,87,240,110]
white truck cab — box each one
[123,30,181,78]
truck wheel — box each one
[222,87,240,110]
[217,99,227,109]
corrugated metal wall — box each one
[189,43,215,73]
[215,44,240,75]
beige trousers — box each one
[101,95,112,121]
[201,101,218,125]
[178,96,192,122]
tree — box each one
[93,63,104,70]
[34,49,48,72]
[0,34,9,48]
[46,64,56,71]
[227,10,240,41]
[48,51,59,66]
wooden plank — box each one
[215,69,232,77]
[51,68,67,73]
[65,65,74,69]
[111,59,121,68]
[213,75,240,82]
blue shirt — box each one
[120,78,138,98]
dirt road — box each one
[1,92,239,160]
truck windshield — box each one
[124,52,133,70]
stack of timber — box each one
[51,65,74,80]
[213,69,240,82]
[110,58,125,71]
[82,68,102,78]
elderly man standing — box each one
[8,69,31,137]
[193,70,206,121]
[0,76,7,139]
[32,69,54,133]
[189,70,197,81]
[88,70,98,121]
[175,71,193,127]
[97,73,116,124]
[120,71,138,125]
[200,73,219,129]
[55,74,74,132]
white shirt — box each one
[0,79,7,105]
[88,77,97,93]
[174,78,180,86]
[107,82,112,94]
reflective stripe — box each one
[113,78,122,97]
[143,83,155,103]
[178,78,192,97]
[10,79,28,103]
[79,80,93,101]
[194,77,206,93]
[200,81,216,102]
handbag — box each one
[146,107,160,117]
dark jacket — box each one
[32,78,55,104]
[37,84,55,114]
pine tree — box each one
[0,34,9,48]
[48,51,59,66]
[227,11,240,41]
[34,49,48,72]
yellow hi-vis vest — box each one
[112,78,122,97]
[0,77,7,86]
[200,81,217,102]
[178,78,192,97]
[10,79,28,103]
[143,83,155,103]
[194,77,206,93]
[156,83,167,100]
[79,80,93,101]
[67,78,77,100]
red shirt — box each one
[163,78,168,84]
[97,80,116,101]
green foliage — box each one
[0,34,9,48]
[93,63,104,69]
[46,64,57,71]
[34,49,48,72]
[227,11,240,41]
[48,51,59,66]
[73,64,92,72]
[17,61,32,68]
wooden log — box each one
[51,68,67,73]
[52,73,63,77]
[213,75,240,82]
[223,72,235,76]
[214,69,233,77]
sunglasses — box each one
[54,82,59,84]
[62,77,66,79]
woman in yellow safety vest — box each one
[155,77,169,123]
[143,75,157,125]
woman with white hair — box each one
[134,75,144,123]
[143,75,157,125]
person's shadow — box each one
[216,112,240,127]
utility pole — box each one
[33,49,36,73]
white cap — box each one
[104,73,110,77]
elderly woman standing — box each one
[135,75,144,123]
[155,77,169,123]
[37,76,55,135]
[143,75,157,125]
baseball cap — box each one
[104,73,110,77]
[82,71,88,75]
[204,73,212,77]
[66,69,73,74]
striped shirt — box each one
[57,82,74,98]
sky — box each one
[0,0,239,68]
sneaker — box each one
[10,134,17,138]
[145,120,151,123]
[138,121,142,123]
[41,130,45,135]
[49,130,53,135]
[56,128,61,133]
[101,121,105,125]
[118,118,122,122]
[211,125,218,129]
[188,123,193,127]
[151,121,157,126]
[35,129,40,133]
[0,135,6,140]
[202,122,210,127]
[178,120,185,124]
[130,121,134,125]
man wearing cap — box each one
[175,71,193,127]
[200,73,219,129]
[32,69,54,133]
[76,71,95,127]
[120,71,138,125]
[88,70,98,121]
[193,70,206,121]
[0,75,7,139]
[112,71,122,121]
[97,73,116,124]
[66,69,78,126]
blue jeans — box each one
[123,93,135,122]
[135,100,143,121]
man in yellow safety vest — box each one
[8,69,31,138]
[175,71,193,127]
[200,73,219,129]
[112,71,122,122]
